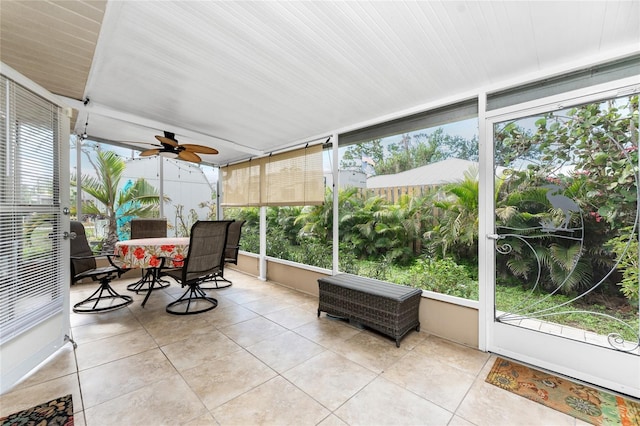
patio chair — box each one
[130,218,168,239]
[128,218,170,292]
[164,220,232,315]
[201,219,245,289]
[70,221,133,313]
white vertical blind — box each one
[0,75,64,344]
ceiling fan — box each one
[139,131,218,163]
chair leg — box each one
[127,268,170,293]
[166,284,218,315]
[199,273,232,290]
[73,276,133,313]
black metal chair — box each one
[201,219,245,289]
[131,218,167,239]
[164,220,232,315]
[127,218,170,293]
[70,221,133,313]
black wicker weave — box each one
[317,273,421,347]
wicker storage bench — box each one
[317,273,422,347]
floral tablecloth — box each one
[115,237,190,269]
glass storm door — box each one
[485,88,639,398]
[0,72,71,393]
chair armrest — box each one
[71,253,129,276]
[105,253,130,274]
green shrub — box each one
[406,258,478,300]
[606,230,639,303]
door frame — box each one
[479,75,640,397]
[0,63,71,393]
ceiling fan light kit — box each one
[139,131,219,163]
[158,151,179,159]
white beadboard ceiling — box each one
[2,1,639,166]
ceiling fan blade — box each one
[155,134,178,148]
[178,150,202,163]
[181,144,219,154]
[140,149,161,157]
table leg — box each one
[141,268,162,307]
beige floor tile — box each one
[4,275,587,426]
[69,303,133,328]
[264,305,318,329]
[141,311,218,346]
[222,288,271,305]
[413,335,491,376]
[211,376,330,425]
[69,284,102,307]
[71,311,143,344]
[318,414,349,426]
[332,331,410,373]
[456,369,575,426]
[79,348,177,409]
[74,328,158,371]
[0,373,83,417]
[84,374,207,426]
[242,295,294,315]
[181,349,277,410]
[219,316,287,347]
[183,412,219,425]
[382,350,476,412]
[448,415,477,426]
[208,303,259,328]
[294,316,362,349]
[283,351,377,411]
[73,412,87,426]
[246,330,326,373]
[160,327,242,371]
[128,289,178,313]
[11,344,77,390]
[334,376,453,426]
[395,328,429,350]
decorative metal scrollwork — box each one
[494,130,639,354]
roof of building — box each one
[366,158,478,188]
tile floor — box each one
[1,270,589,426]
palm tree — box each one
[72,150,162,253]
[426,168,479,260]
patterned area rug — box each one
[0,394,73,426]
[486,357,639,426]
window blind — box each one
[221,144,324,207]
[0,75,64,345]
[221,157,264,206]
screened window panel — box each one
[339,99,478,146]
[487,55,640,110]
[0,75,63,345]
[221,144,324,207]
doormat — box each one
[486,357,639,425]
[0,394,73,426]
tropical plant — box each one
[223,207,260,253]
[494,94,639,296]
[606,229,639,303]
[72,150,161,253]
[425,168,479,261]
